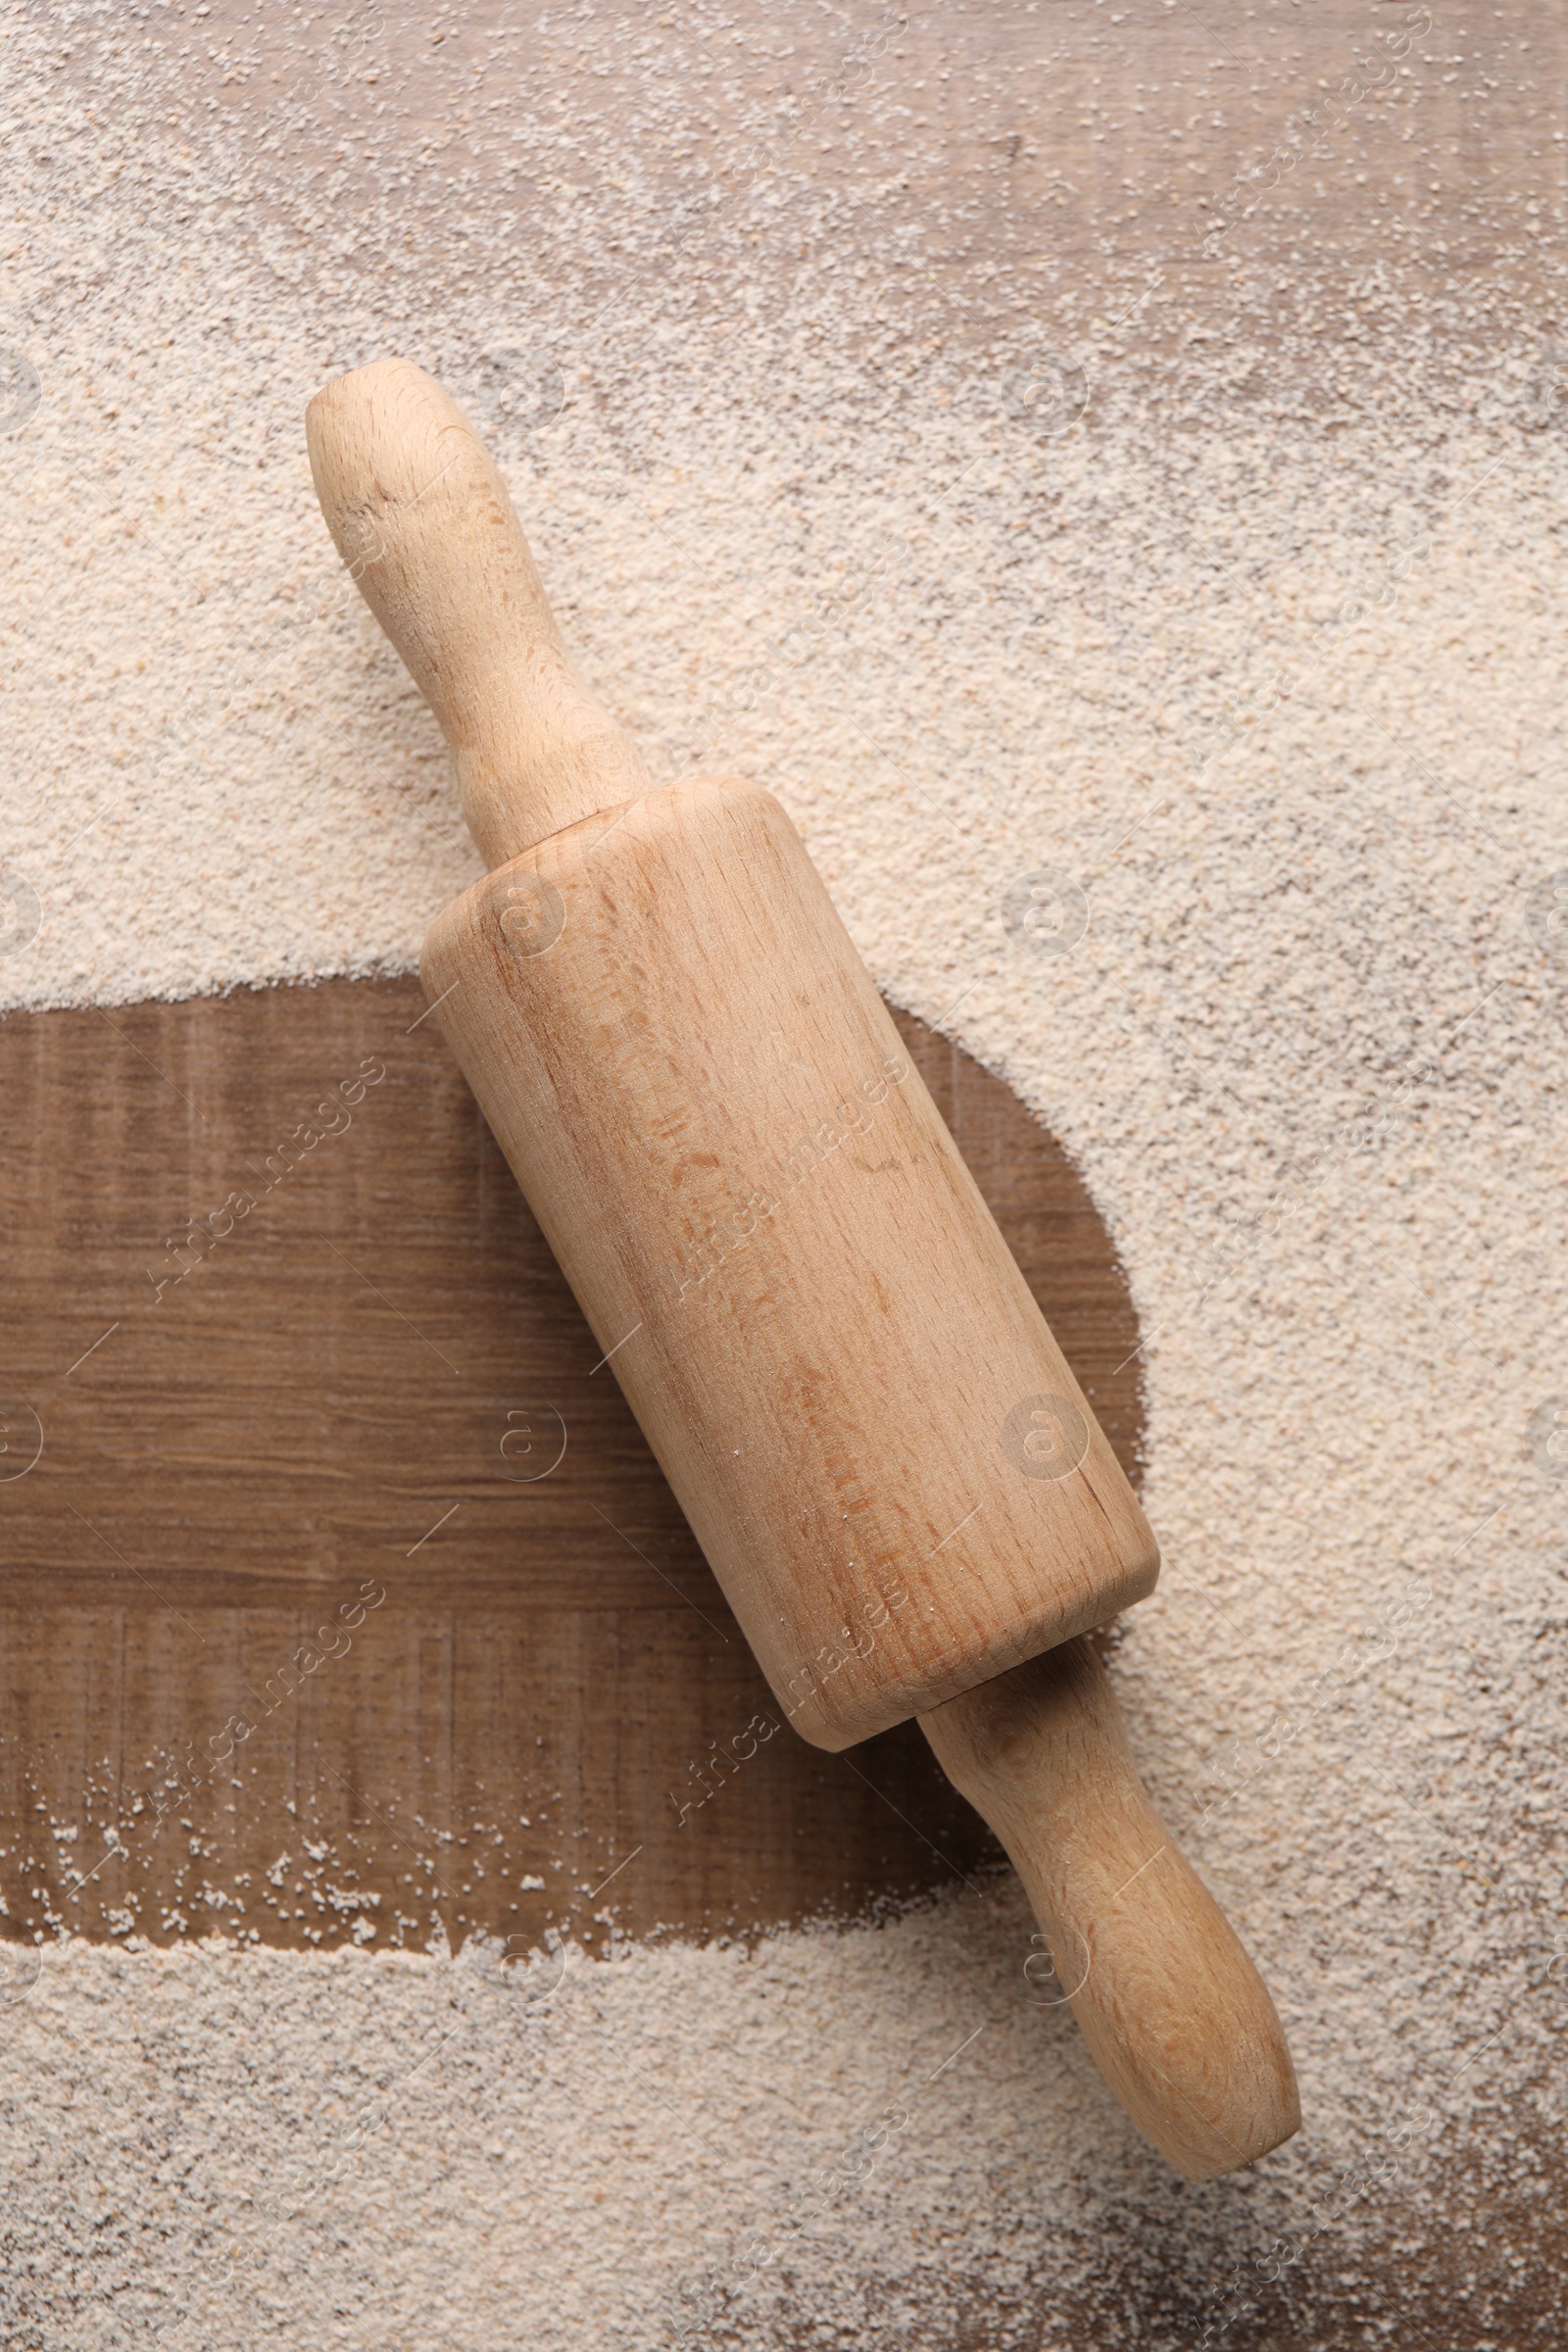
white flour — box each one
[3,3,1566,2344]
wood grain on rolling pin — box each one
[0,977,1142,1953]
[425,774,1158,1747]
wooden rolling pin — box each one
[308,359,1298,2179]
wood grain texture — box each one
[426,772,1157,1746]
[308,360,652,869]
[0,978,1143,1958]
[924,1639,1299,2179]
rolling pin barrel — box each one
[421,774,1159,1747]
[308,358,1299,2179]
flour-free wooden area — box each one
[0,983,1142,1954]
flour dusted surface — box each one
[3,4,1566,2346]
[9,1906,1117,2349]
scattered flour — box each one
[3,3,1567,2344]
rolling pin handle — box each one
[306,358,650,869]
[919,1638,1300,2180]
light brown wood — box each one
[308,358,1297,2174]
[925,1641,1300,2179]
[308,360,650,868]
[423,775,1157,1746]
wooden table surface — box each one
[0,985,1142,1957]
[8,5,1564,2344]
